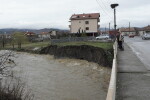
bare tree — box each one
[12,32,28,49]
[0,51,15,76]
[0,51,34,100]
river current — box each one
[1,50,111,100]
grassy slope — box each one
[55,41,113,50]
[1,41,113,50]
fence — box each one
[51,37,95,44]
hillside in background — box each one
[99,28,109,32]
[0,28,69,34]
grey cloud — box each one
[0,0,149,29]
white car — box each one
[142,34,150,40]
[96,34,110,40]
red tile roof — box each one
[70,13,100,20]
[119,27,136,32]
[24,32,35,36]
[109,30,118,35]
[144,25,150,31]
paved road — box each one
[116,36,150,100]
[124,36,150,70]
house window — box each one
[85,21,89,24]
[85,27,89,30]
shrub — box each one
[0,51,34,100]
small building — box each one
[119,27,136,36]
[38,32,51,39]
[24,32,36,37]
[24,32,37,41]
[69,13,100,36]
[38,31,58,40]
[144,25,150,33]
[0,34,12,39]
[135,28,145,36]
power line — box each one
[105,0,111,5]
[98,0,112,13]
[95,0,112,19]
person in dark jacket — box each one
[116,32,124,50]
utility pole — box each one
[109,23,110,34]
[110,4,119,39]
[114,8,116,31]
[129,22,130,35]
[2,34,5,48]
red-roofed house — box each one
[38,32,51,39]
[119,27,136,36]
[69,13,100,36]
[24,32,37,41]
[24,32,36,36]
[144,25,150,33]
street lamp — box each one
[111,3,119,37]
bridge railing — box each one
[106,41,117,100]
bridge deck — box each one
[116,43,150,100]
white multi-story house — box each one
[69,13,100,36]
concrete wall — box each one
[106,41,117,100]
[70,19,99,33]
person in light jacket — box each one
[116,32,124,50]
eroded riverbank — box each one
[40,45,113,67]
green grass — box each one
[55,41,113,50]
[0,41,50,50]
[21,42,50,48]
[1,41,113,50]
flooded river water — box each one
[2,51,111,100]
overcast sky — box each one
[0,0,149,29]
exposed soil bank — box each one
[40,45,113,67]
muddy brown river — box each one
[2,51,111,100]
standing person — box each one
[116,32,124,50]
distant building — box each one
[38,32,51,39]
[119,27,136,36]
[69,13,100,36]
[24,32,36,36]
[144,25,150,33]
[50,31,57,36]
[0,34,11,39]
[24,32,37,42]
[135,28,145,36]
[38,31,57,39]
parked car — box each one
[96,34,109,40]
[142,34,150,40]
[128,34,135,38]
